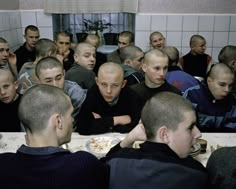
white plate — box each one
[190,143,201,157]
[86,136,120,157]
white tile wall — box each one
[135,15,151,30]
[21,11,37,28]
[214,16,230,31]
[151,15,167,31]
[167,15,183,31]
[199,16,214,31]
[166,31,182,47]
[135,14,236,60]
[230,16,236,31]
[213,32,229,47]
[0,10,53,51]
[183,15,198,31]
[36,11,52,27]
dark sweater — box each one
[14,43,36,72]
[131,81,182,107]
[180,52,212,78]
[103,141,208,189]
[0,145,109,189]
[0,94,22,132]
[76,84,142,135]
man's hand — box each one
[120,122,147,148]
[92,112,102,119]
[113,115,131,126]
[8,52,17,66]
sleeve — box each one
[76,97,114,135]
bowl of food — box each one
[190,142,201,157]
[86,136,120,158]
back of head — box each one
[162,46,179,66]
[218,45,236,64]
[35,38,57,57]
[35,56,63,78]
[141,92,194,140]
[120,45,143,63]
[207,147,236,189]
[18,84,71,133]
[119,31,134,44]
[85,34,100,48]
[190,34,205,47]
[24,25,39,35]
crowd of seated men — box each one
[1,25,236,188]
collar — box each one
[140,141,180,158]
[17,144,70,155]
[168,65,182,72]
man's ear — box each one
[95,77,99,86]
[14,81,19,90]
[142,63,147,73]
[54,113,63,130]
[124,59,131,66]
[207,76,212,86]
[158,126,169,144]
[122,80,127,88]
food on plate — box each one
[86,136,120,154]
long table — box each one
[0,132,236,166]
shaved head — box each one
[98,62,124,80]
[144,49,168,64]
[75,42,95,55]
[162,46,179,66]
[208,63,233,79]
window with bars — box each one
[52,13,135,44]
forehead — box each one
[193,39,205,46]
[38,67,64,78]
[0,43,9,49]
[57,35,70,42]
[98,70,123,82]
[0,71,13,82]
[146,54,168,66]
[119,36,130,43]
[25,30,39,36]
[212,72,234,83]
[78,46,95,55]
[151,34,164,40]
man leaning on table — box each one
[0,84,109,189]
[103,92,208,189]
[76,62,142,135]
[183,63,236,132]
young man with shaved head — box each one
[120,45,144,86]
[218,45,236,95]
[183,63,236,131]
[103,92,207,189]
[0,67,22,131]
[131,49,181,108]
[77,62,141,135]
[84,34,107,75]
[0,84,109,188]
[65,42,96,89]
[107,31,134,64]
[55,31,75,71]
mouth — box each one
[1,97,9,102]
